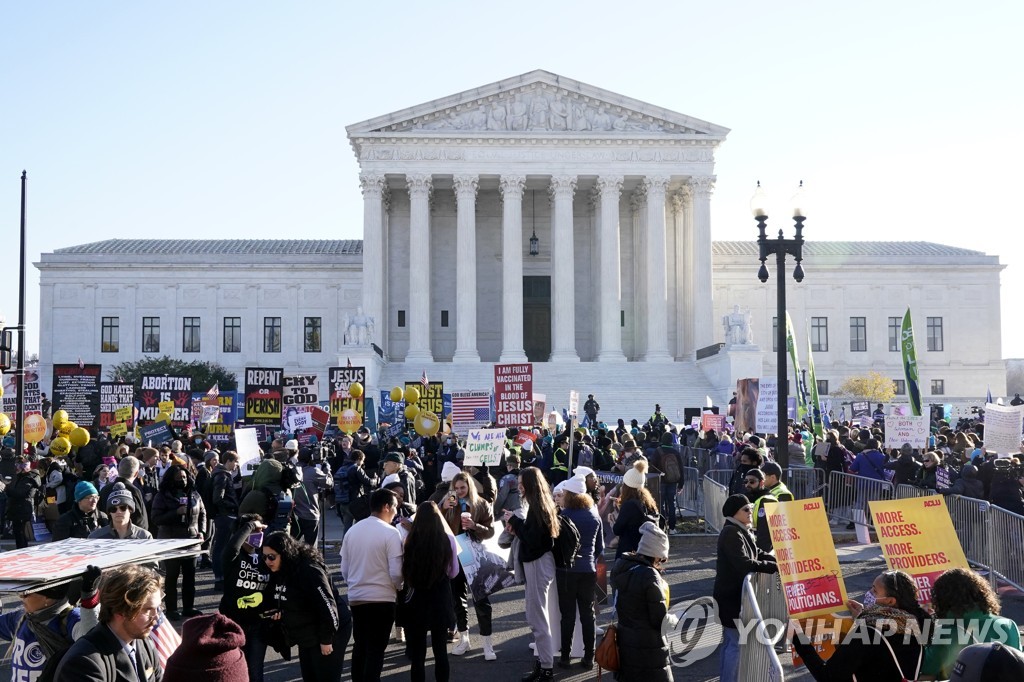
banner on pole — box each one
[494,363,533,428]
[901,309,922,416]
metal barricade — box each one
[676,466,702,518]
[783,468,825,500]
[945,494,992,579]
[990,505,1024,592]
[684,446,718,475]
[739,573,786,682]
[894,484,932,499]
[707,468,734,489]
[751,570,790,627]
[824,471,893,526]
[703,477,729,533]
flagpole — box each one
[15,171,27,454]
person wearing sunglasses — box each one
[89,483,152,540]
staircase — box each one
[375,360,722,426]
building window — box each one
[927,317,944,351]
[620,310,625,327]
[850,317,866,352]
[893,379,906,395]
[223,317,241,353]
[264,317,282,353]
[101,317,119,353]
[440,310,449,328]
[182,317,201,353]
[931,379,945,395]
[142,317,160,353]
[772,317,778,352]
[888,317,901,352]
[304,317,321,353]
[397,310,406,328]
[811,317,828,352]
[817,379,829,396]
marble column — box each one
[597,175,626,361]
[406,173,433,362]
[690,175,716,350]
[673,188,694,359]
[499,175,527,362]
[359,172,386,355]
[643,175,672,361]
[452,174,480,362]
[630,185,647,358]
[549,174,579,362]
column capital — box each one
[669,189,688,213]
[359,172,386,198]
[630,183,647,211]
[548,174,577,199]
[406,173,433,198]
[452,174,479,198]
[596,175,624,196]
[688,175,716,198]
[642,175,670,199]
[499,174,526,200]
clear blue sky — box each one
[2,1,1021,358]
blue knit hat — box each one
[74,481,99,502]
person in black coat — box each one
[883,443,921,486]
[53,481,109,541]
[989,464,1024,515]
[713,494,778,682]
[610,521,672,682]
[97,455,149,531]
[7,458,40,548]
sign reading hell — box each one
[406,381,443,427]
[244,368,283,426]
[869,495,969,604]
[765,498,848,619]
[329,367,365,425]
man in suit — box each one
[56,564,164,681]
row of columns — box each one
[359,171,715,363]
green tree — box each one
[833,371,897,404]
[107,356,238,392]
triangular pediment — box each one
[347,70,730,138]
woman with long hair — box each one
[151,463,206,619]
[400,501,460,682]
[262,530,347,682]
[612,459,659,558]
[441,471,497,659]
[504,467,560,681]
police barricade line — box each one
[894,484,931,499]
[752,570,790,628]
[707,468,734,489]
[945,494,994,585]
[739,573,786,682]
[676,466,702,518]
[703,477,729,534]
[989,504,1024,593]
[824,471,893,526]
[783,467,825,500]
[683,446,718,475]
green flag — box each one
[785,312,808,421]
[901,308,922,416]
[806,328,824,438]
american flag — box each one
[451,392,491,425]
[420,370,429,387]
[150,610,182,670]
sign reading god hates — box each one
[869,495,969,604]
[99,382,134,429]
[883,415,929,449]
[244,367,283,426]
[138,375,192,427]
[765,498,848,618]
[494,363,533,428]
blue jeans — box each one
[660,483,677,529]
[719,626,740,682]
[242,623,268,682]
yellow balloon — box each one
[49,436,72,457]
[414,410,440,437]
[404,404,420,420]
[336,408,362,435]
[404,386,420,405]
[348,381,364,399]
[59,421,76,437]
[24,414,48,443]
[52,410,69,428]
[70,426,91,448]
[390,386,405,403]
[0,383,4,398]
[0,413,10,436]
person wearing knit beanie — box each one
[622,458,648,489]
[562,476,586,495]
[163,613,247,682]
[722,493,751,520]
[636,520,670,561]
[441,461,461,483]
[74,480,99,503]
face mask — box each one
[862,589,877,608]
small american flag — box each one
[150,610,182,670]
[420,370,429,387]
[451,392,491,425]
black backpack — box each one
[334,464,354,504]
[659,448,682,485]
[552,514,581,569]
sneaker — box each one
[452,632,471,656]
[395,626,406,643]
[595,626,605,637]
[482,635,497,661]
[528,642,536,652]
[166,610,182,621]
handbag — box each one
[595,622,620,679]
[852,626,922,682]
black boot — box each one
[521,661,549,682]
[557,654,573,669]
[580,652,594,669]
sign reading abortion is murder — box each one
[869,495,968,603]
[765,497,848,619]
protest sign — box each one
[99,382,134,429]
[765,498,848,618]
[532,393,546,425]
[329,366,365,432]
[494,363,533,428]
[139,421,174,446]
[138,375,193,427]
[568,390,579,419]
[755,378,778,433]
[158,400,175,415]
[883,415,929,449]
[869,495,969,603]
[201,405,220,423]
[378,389,404,438]
[983,403,1024,456]
[935,466,951,489]
[109,423,128,438]
[451,390,491,434]
[464,428,506,466]
[309,406,329,439]
[455,525,515,603]
[405,381,443,429]
[702,413,726,434]
[791,615,855,667]
[52,364,102,428]
[244,368,283,426]
[851,401,870,420]
[288,412,313,431]
[734,378,759,434]
[234,427,263,473]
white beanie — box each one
[553,481,568,495]
[521,439,534,453]
[381,473,401,489]
[622,459,648,489]
[441,461,461,483]
[563,476,586,495]
[573,466,595,480]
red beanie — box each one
[162,613,247,682]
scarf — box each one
[858,605,919,637]
[3,599,74,664]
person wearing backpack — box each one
[335,450,376,535]
[0,566,102,682]
[652,437,684,534]
[555,476,603,671]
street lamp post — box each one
[752,181,806,469]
